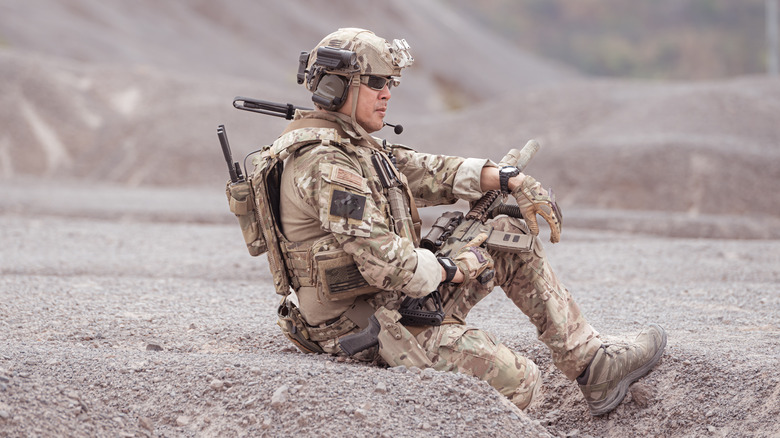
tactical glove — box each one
[512,176,563,243]
[452,233,494,281]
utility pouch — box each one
[277,298,324,354]
[226,180,266,256]
[314,247,381,302]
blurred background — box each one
[455,0,777,80]
[1,0,779,238]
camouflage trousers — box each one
[307,217,601,409]
[411,216,601,409]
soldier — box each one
[270,28,666,415]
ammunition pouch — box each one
[281,234,381,302]
[226,180,266,256]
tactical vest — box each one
[226,116,420,300]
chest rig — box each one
[226,116,420,300]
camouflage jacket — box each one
[278,110,493,325]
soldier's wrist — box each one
[451,268,466,283]
[498,166,520,194]
[451,258,470,283]
[507,173,526,193]
[438,256,457,283]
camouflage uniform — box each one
[276,109,601,409]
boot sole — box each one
[589,323,668,416]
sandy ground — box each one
[1,180,778,438]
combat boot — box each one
[577,324,667,416]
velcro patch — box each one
[329,189,366,220]
[330,165,365,192]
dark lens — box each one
[366,75,389,90]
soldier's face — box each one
[339,83,391,133]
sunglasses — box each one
[361,75,400,91]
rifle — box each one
[420,139,540,282]
[339,140,541,356]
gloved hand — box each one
[512,175,563,243]
[452,233,494,281]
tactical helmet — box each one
[297,28,413,111]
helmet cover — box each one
[304,28,413,92]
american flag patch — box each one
[331,165,364,191]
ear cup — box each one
[311,74,349,111]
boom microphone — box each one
[384,122,404,135]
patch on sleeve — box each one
[330,165,365,192]
[329,189,366,221]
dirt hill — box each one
[2,0,778,238]
[2,47,778,238]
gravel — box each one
[1,181,778,437]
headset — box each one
[297,47,358,111]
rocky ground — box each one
[1,179,778,438]
[1,2,779,436]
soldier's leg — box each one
[489,217,602,380]
[422,256,543,409]
[417,323,541,409]
[487,217,667,415]
[338,304,541,409]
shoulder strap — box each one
[271,119,348,161]
[281,117,348,136]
